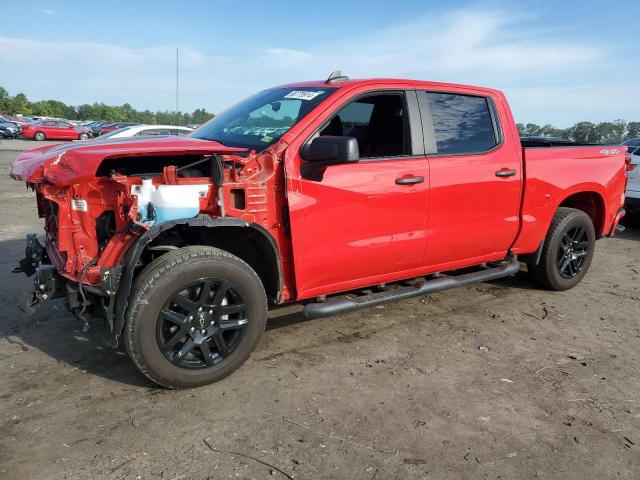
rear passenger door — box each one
[42,121,58,138]
[418,91,522,268]
[56,121,75,139]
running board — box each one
[303,257,521,319]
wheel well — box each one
[559,191,604,237]
[142,225,282,302]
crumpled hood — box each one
[10,136,247,185]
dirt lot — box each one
[0,138,639,480]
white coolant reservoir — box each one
[131,178,157,224]
[153,184,209,224]
[131,180,209,226]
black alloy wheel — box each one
[157,278,248,369]
[527,207,596,291]
[124,246,268,389]
[556,225,590,279]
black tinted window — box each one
[319,94,407,158]
[426,93,497,154]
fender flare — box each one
[110,215,282,344]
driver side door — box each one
[287,89,430,299]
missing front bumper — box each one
[13,234,64,302]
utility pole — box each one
[175,48,179,124]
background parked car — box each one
[0,124,20,139]
[626,147,640,216]
[98,122,138,136]
[88,121,110,136]
[0,116,22,136]
[2,115,32,125]
[98,124,193,139]
[21,120,92,141]
[0,115,29,127]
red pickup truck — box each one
[11,74,628,388]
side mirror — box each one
[301,136,359,163]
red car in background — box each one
[22,120,92,141]
[99,122,137,136]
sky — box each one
[0,0,638,126]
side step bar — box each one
[303,257,521,319]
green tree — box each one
[597,120,626,144]
[539,124,566,138]
[626,122,640,140]
[571,122,600,143]
[10,93,32,115]
[0,87,10,113]
[192,108,213,124]
[522,123,542,136]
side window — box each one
[319,93,408,158]
[425,92,498,155]
[138,129,162,136]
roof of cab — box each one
[274,78,503,96]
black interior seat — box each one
[370,110,403,157]
[363,96,405,157]
[320,115,343,136]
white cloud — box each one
[37,9,55,15]
[0,8,635,125]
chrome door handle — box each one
[395,176,425,185]
[495,169,517,177]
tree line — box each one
[517,120,639,143]
[0,87,214,126]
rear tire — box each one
[528,207,595,290]
[34,131,45,141]
[124,246,267,389]
[79,133,89,140]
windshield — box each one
[190,87,336,150]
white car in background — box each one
[98,124,194,139]
[626,146,640,216]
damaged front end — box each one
[11,136,285,342]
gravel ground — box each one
[0,139,639,479]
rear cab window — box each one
[420,91,501,155]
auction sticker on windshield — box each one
[284,90,324,101]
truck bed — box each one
[511,143,627,255]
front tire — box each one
[79,133,89,140]
[34,131,46,141]
[124,246,267,388]
[528,207,595,290]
